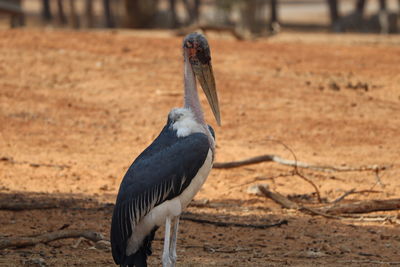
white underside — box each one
[126,149,213,255]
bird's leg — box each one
[169,216,180,266]
[162,216,172,267]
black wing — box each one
[111,124,211,265]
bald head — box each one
[183,32,211,65]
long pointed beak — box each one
[191,62,221,126]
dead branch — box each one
[215,151,391,204]
[181,211,288,229]
[339,213,396,219]
[321,199,400,215]
[214,143,389,205]
[213,155,275,169]
[0,229,103,249]
[258,185,400,220]
[257,185,299,209]
[257,185,341,219]
[342,215,398,223]
[0,156,70,169]
[213,154,390,173]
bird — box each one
[110,32,221,267]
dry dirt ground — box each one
[0,29,400,266]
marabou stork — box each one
[111,33,221,267]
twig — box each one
[72,237,84,249]
[203,245,252,254]
[374,168,385,188]
[293,171,322,203]
[331,188,356,204]
[0,156,70,169]
[331,189,382,204]
[213,155,390,173]
[181,212,288,229]
[185,245,252,254]
[231,172,294,189]
[272,142,323,203]
[0,230,103,249]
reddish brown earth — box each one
[0,29,400,266]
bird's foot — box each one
[162,253,172,267]
[169,252,177,267]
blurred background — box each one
[1,1,400,267]
[1,0,399,36]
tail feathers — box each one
[120,248,148,267]
[120,227,158,267]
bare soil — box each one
[1,29,400,266]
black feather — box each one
[119,227,158,267]
[207,125,215,140]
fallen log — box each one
[322,199,400,215]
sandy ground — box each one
[0,29,400,266]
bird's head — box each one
[183,33,221,126]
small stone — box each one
[22,258,47,267]
[247,184,269,196]
[329,81,340,91]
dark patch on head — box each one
[183,32,211,65]
[196,46,211,64]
